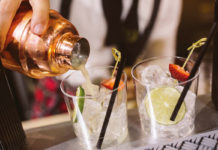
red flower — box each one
[59,101,67,112]
[33,105,41,113]
[44,112,51,117]
[46,97,56,108]
[32,104,42,119]
[35,88,44,103]
[44,78,57,91]
[32,114,37,119]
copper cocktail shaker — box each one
[1,2,90,79]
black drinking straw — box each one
[96,53,126,149]
[170,0,218,121]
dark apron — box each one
[0,62,26,150]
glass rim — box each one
[60,66,127,99]
[131,56,200,86]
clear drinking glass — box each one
[60,66,128,149]
[131,56,199,139]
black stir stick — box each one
[96,53,126,149]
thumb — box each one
[29,0,50,35]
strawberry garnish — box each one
[169,64,190,82]
[169,38,206,82]
[101,78,125,91]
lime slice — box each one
[72,86,85,123]
[145,87,186,125]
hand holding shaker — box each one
[1,2,90,79]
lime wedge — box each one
[145,87,186,125]
[72,86,85,123]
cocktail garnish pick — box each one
[101,48,124,91]
[170,23,218,121]
[97,49,125,149]
[169,38,206,82]
[111,48,121,77]
[182,38,207,69]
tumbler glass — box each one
[60,66,128,149]
[131,56,199,139]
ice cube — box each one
[82,82,99,97]
[140,65,178,88]
[82,99,102,134]
[98,86,113,108]
[162,73,178,87]
[97,102,128,144]
[176,86,196,111]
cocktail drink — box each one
[60,66,128,149]
[131,56,199,138]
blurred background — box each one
[5,0,214,121]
